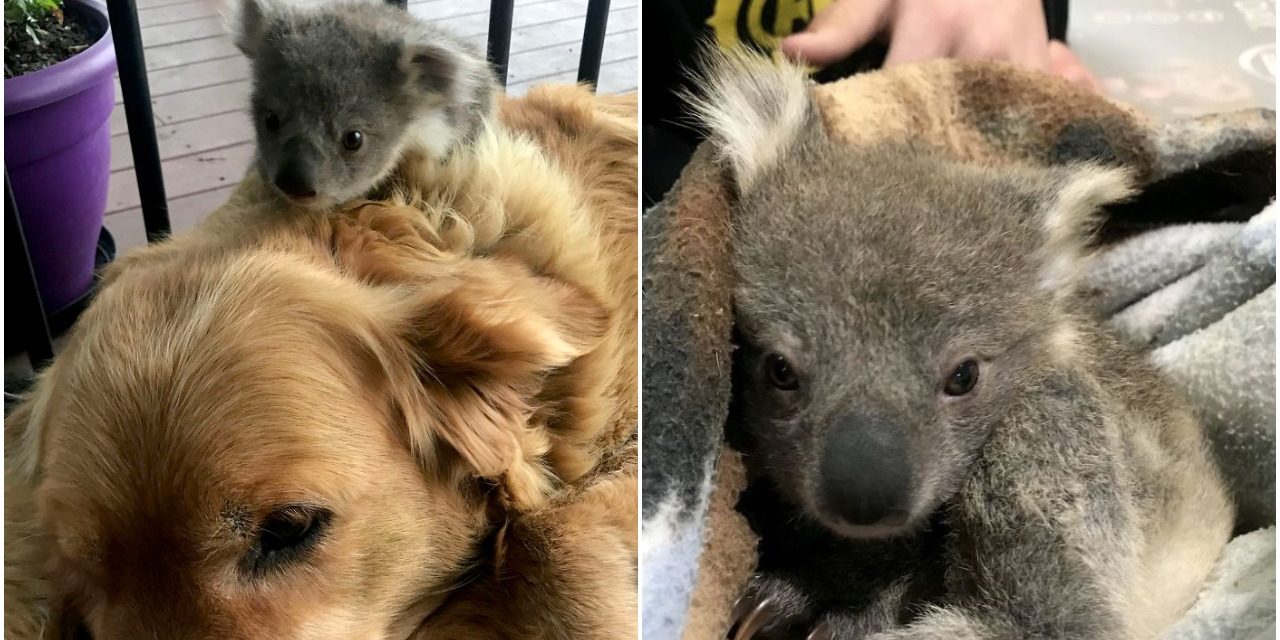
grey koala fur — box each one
[691,51,1235,639]
[231,0,496,209]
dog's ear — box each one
[5,368,58,485]
[376,260,609,511]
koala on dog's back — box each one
[693,51,1233,639]
[231,0,495,208]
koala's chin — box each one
[282,190,337,211]
[806,487,939,541]
[260,175,345,212]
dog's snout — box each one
[820,413,912,527]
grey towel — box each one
[1083,205,1276,531]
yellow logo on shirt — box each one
[707,0,834,52]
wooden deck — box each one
[104,0,638,252]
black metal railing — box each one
[5,0,613,370]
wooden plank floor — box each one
[104,0,638,252]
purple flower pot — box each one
[5,0,115,312]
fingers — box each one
[790,0,1060,77]
[781,0,891,66]
[883,1,954,67]
[890,0,1049,71]
[1048,40,1104,93]
[782,2,1102,100]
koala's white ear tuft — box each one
[1037,165,1136,296]
[227,0,275,58]
[683,46,816,191]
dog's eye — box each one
[944,360,980,396]
[765,353,800,391]
[263,111,281,132]
[247,505,331,574]
[342,130,364,151]
[260,509,319,553]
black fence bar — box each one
[487,0,514,86]
[105,0,170,242]
[576,0,611,88]
[5,169,55,370]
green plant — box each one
[4,0,64,47]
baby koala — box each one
[231,0,496,209]
[693,51,1234,639]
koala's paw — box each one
[728,574,907,640]
[728,574,819,640]
[804,611,895,640]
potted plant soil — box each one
[5,0,115,327]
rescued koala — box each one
[231,0,496,209]
[690,51,1235,639]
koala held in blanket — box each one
[690,50,1233,640]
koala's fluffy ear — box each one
[228,0,276,58]
[684,46,819,192]
[400,43,459,98]
[1034,164,1136,297]
[370,260,608,511]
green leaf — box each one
[3,0,63,48]
[3,0,62,28]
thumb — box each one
[1048,41,1103,94]
[781,0,890,66]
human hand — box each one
[781,0,1100,91]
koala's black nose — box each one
[820,413,912,527]
[273,163,317,200]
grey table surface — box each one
[1071,0,1275,120]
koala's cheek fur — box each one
[731,393,818,514]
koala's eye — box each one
[342,130,364,151]
[765,353,800,391]
[247,505,331,574]
[944,360,980,396]
[263,111,281,132]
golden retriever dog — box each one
[4,85,637,640]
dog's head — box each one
[689,50,1133,538]
[7,231,605,638]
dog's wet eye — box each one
[248,505,331,574]
[765,353,800,391]
[944,360,980,396]
[342,130,364,151]
[263,111,280,132]
[260,510,318,553]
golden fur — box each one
[5,85,637,639]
